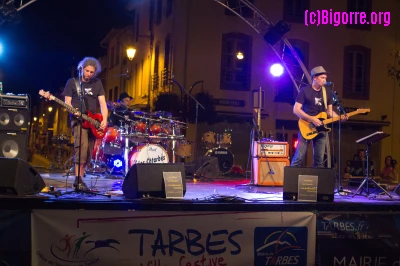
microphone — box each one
[269,168,275,175]
[332,91,339,101]
[324,82,333,86]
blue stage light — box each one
[270,63,284,77]
[108,155,124,173]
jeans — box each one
[291,131,326,167]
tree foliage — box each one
[152,92,182,118]
[187,91,217,124]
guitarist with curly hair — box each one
[63,57,108,190]
[291,66,348,168]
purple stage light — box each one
[270,63,284,77]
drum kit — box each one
[201,130,234,175]
[90,103,192,175]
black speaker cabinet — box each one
[122,163,186,199]
[283,166,335,202]
[0,107,30,132]
[0,158,45,195]
[0,132,28,161]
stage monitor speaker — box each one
[283,166,335,202]
[0,108,30,132]
[394,184,400,196]
[0,132,28,161]
[0,158,45,196]
[253,157,289,186]
[122,163,186,199]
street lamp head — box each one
[236,51,244,60]
[48,106,53,112]
[126,47,136,60]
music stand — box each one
[352,131,392,198]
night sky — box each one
[0,0,130,103]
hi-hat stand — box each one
[352,131,392,198]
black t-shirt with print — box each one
[63,77,105,113]
[295,85,333,116]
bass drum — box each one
[129,144,169,167]
[206,147,234,175]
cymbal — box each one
[106,101,117,109]
[170,119,186,124]
[131,110,146,116]
[150,111,172,118]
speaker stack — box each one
[252,140,290,186]
[0,94,30,161]
[0,95,45,196]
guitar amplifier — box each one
[253,157,290,186]
[0,94,29,109]
[253,141,289,158]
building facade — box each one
[97,0,400,176]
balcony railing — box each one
[151,74,159,91]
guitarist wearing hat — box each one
[291,66,348,168]
[63,57,108,190]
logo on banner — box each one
[36,232,120,264]
[253,227,308,266]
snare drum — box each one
[102,127,122,155]
[129,144,169,167]
[202,131,216,149]
[175,140,192,158]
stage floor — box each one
[2,170,400,212]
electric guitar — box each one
[299,108,370,140]
[39,90,107,139]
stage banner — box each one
[32,210,316,266]
[0,210,31,266]
[317,212,400,266]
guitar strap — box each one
[322,86,327,112]
[74,77,88,114]
[70,77,88,127]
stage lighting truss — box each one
[0,0,37,25]
[213,0,311,93]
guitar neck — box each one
[322,110,359,125]
[51,97,97,125]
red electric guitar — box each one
[39,90,107,139]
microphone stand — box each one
[332,88,348,194]
[171,78,205,164]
